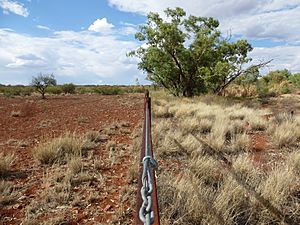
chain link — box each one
[139,97,158,225]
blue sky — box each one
[0,0,300,85]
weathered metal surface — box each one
[135,91,160,225]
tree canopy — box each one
[129,7,267,97]
[31,73,57,99]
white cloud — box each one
[88,18,114,33]
[36,25,51,31]
[120,26,137,35]
[250,45,300,74]
[0,0,29,17]
[108,0,300,43]
[0,28,146,85]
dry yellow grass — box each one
[0,180,18,206]
[32,132,95,165]
[149,93,300,224]
[68,157,82,175]
[0,153,14,176]
[230,133,251,152]
[268,117,300,148]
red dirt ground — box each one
[0,94,144,224]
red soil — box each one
[0,94,144,224]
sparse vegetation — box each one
[0,181,18,206]
[148,94,300,225]
[32,132,95,165]
[0,153,14,177]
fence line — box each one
[136,91,160,225]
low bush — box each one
[93,86,124,95]
[61,83,76,94]
[46,86,63,95]
[0,86,34,97]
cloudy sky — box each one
[0,0,300,85]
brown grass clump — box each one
[268,120,300,148]
[153,105,173,118]
[84,131,102,143]
[248,115,268,131]
[230,133,251,152]
[33,132,92,165]
[68,157,82,175]
[0,153,14,177]
[0,181,18,206]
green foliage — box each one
[262,69,291,85]
[31,73,57,99]
[129,7,254,97]
[61,83,76,94]
[124,86,145,93]
[76,86,94,94]
[289,73,300,88]
[257,69,294,95]
[0,86,34,97]
[46,86,63,95]
[93,86,124,95]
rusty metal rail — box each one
[136,91,160,225]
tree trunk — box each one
[42,91,45,99]
[183,82,194,97]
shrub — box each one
[61,83,76,94]
[0,86,34,97]
[93,86,124,95]
[46,86,63,95]
[76,86,94,94]
[289,73,300,88]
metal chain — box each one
[139,97,158,225]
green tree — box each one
[129,7,268,97]
[264,69,291,84]
[31,73,57,99]
[62,83,76,94]
[289,73,300,88]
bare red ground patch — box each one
[0,94,143,224]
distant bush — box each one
[46,86,63,95]
[256,69,295,96]
[62,83,76,94]
[93,86,124,95]
[125,86,145,93]
[289,73,300,88]
[0,86,34,97]
[76,86,94,94]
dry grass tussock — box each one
[0,180,18,207]
[268,114,300,148]
[151,94,300,224]
[0,153,14,177]
[33,131,99,165]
